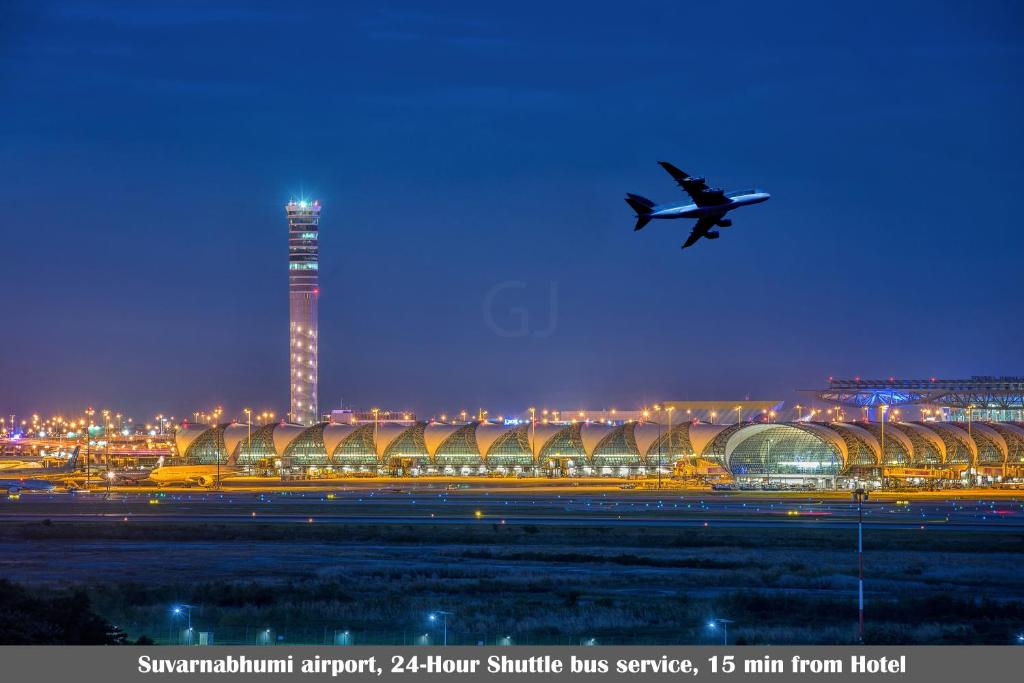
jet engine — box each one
[716,219,732,227]
[706,230,721,239]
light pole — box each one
[85,407,95,484]
[429,610,453,646]
[708,618,734,645]
[529,407,537,476]
[663,405,676,488]
[852,487,869,643]
[653,405,662,483]
[173,604,194,645]
[735,405,742,425]
[879,405,888,480]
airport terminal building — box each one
[173,419,1024,487]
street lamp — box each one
[528,407,537,476]
[428,610,453,646]
[852,487,869,643]
[172,604,194,645]
[878,405,889,482]
[707,618,734,645]
[663,405,676,488]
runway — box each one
[3,485,1022,531]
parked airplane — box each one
[148,463,238,487]
[626,161,770,249]
[0,447,79,477]
[0,477,57,493]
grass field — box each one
[1,519,1021,645]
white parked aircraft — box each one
[148,462,238,487]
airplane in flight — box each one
[625,161,770,249]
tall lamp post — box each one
[429,610,453,646]
[173,604,194,645]
[879,405,888,486]
[708,618,734,645]
[85,407,95,484]
[852,487,869,643]
[529,407,537,476]
[663,405,676,488]
[652,405,662,483]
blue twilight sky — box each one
[1,0,1022,422]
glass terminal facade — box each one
[173,419,1024,486]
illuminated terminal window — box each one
[434,424,481,466]
[289,262,318,270]
[332,425,379,467]
[728,426,841,478]
[485,426,534,467]
[284,424,330,467]
[592,425,641,467]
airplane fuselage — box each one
[1,478,57,493]
[649,191,770,220]
[149,464,239,487]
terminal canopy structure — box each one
[175,419,1024,485]
[812,377,1024,422]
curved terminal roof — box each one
[374,424,412,456]
[580,423,615,457]
[272,424,306,455]
[222,424,250,460]
[175,424,210,456]
[632,423,664,458]
[827,422,882,464]
[475,422,512,456]
[174,419,1024,473]
[423,423,462,456]
[689,423,731,457]
[323,423,361,455]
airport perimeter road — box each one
[1,487,1022,531]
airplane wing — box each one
[658,161,727,207]
[681,216,717,249]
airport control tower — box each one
[286,199,320,425]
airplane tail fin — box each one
[625,193,655,231]
[67,446,80,471]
